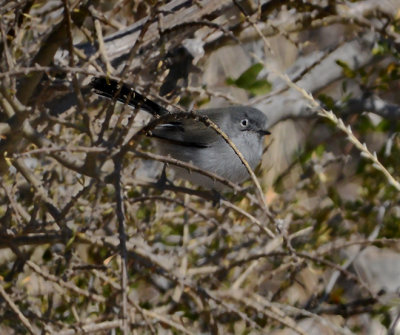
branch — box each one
[0,282,38,335]
[16,2,89,105]
[254,31,378,126]
[112,155,129,334]
[342,94,400,120]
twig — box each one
[221,200,274,238]
[230,227,311,290]
[218,289,307,335]
[0,65,104,79]
[13,145,107,158]
[61,0,85,112]
[142,309,197,335]
[12,158,62,224]
[113,155,129,334]
[16,2,89,105]
[131,149,243,192]
[0,180,31,224]
[128,195,219,226]
[57,320,123,335]
[0,282,38,335]
[320,204,386,301]
[93,270,156,334]
[26,260,106,303]
[256,295,355,335]
[94,18,114,74]
[282,73,400,192]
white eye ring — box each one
[240,119,249,127]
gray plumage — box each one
[152,106,270,187]
[90,78,271,188]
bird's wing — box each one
[151,119,219,148]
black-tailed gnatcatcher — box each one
[91,77,271,188]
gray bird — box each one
[91,77,270,189]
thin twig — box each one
[26,261,106,303]
[217,289,307,335]
[94,18,114,74]
[0,282,38,335]
[278,72,400,191]
[61,0,85,112]
[57,320,123,335]
[113,155,129,334]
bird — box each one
[91,77,271,189]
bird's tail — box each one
[90,77,168,116]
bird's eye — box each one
[240,119,249,127]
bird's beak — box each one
[258,129,271,136]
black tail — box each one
[90,77,168,116]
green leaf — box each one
[336,60,356,78]
[314,144,325,158]
[318,93,335,110]
[65,230,76,250]
[372,40,390,56]
[375,119,391,132]
[236,63,263,88]
[248,79,272,95]
[225,77,235,85]
[226,63,271,95]
[227,63,264,89]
